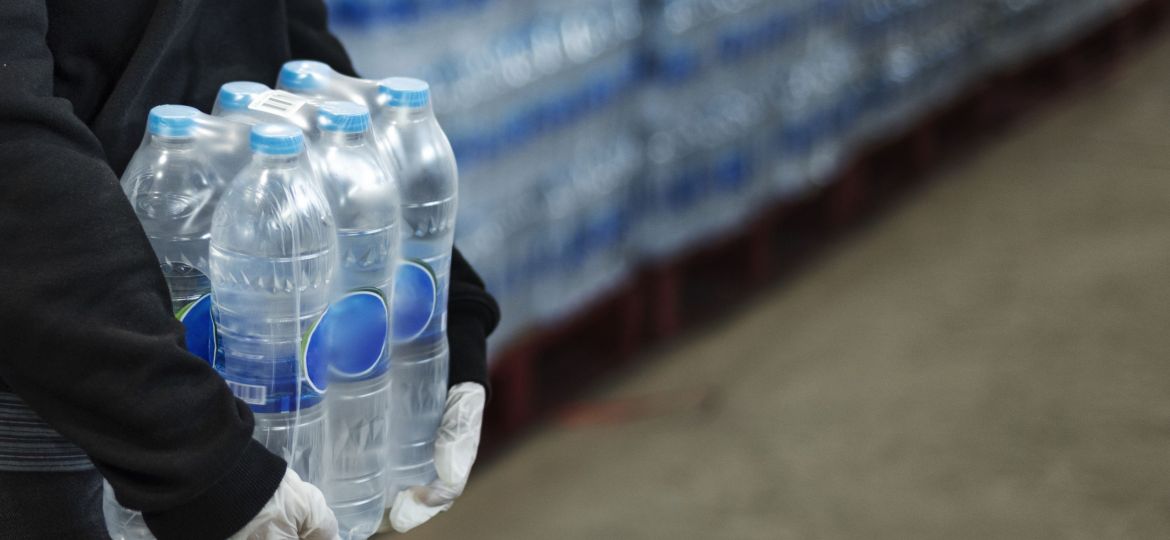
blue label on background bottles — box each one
[176,294,215,365]
[667,168,706,211]
[393,259,438,342]
[714,151,751,193]
[659,47,700,85]
[304,289,389,384]
[587,207,625,253]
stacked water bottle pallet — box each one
[326,0,1167,456]
[331,0,645,346]
[641,0,1166,347]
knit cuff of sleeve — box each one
[142,439,287,540]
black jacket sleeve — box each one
[447,249,500,392]
[286,0,502,392]
[0,3,285,539]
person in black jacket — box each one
[0,1,499,539]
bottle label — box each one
[714,151,750,193]
[248,90,309,118]
[590,202,625,252]
[303,289,390,383]
[226,380,268,406]
[392,259,438,342]
[667,168,705,211]
[175,294,216,365]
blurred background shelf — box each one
[325,0,1169,458]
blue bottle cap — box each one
[250,124,305,155]
[279,60,333,92]
[217,81,271,111]
[147,105,199,137]
[377,77,430,108]
[317,101,371,133]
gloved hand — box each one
[388,382,486,533]
[229,468,339,540]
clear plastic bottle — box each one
[314,101,401,539]
[211,81,272,119]
[105,104,224,540]
[372,77,457,499]
[211,81,323,146]
[210,124,336,488]
[120,104,224,360]
[277,63,458,502]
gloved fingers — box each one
[413,480,465,506]
[254,468,339,540]
[389,486,453,533]
[230,522,299,540]
[385,384,486,534]
[433,383,486,486]
[300,522,341,540]
[433,427,478,488]
[296,477,340,540]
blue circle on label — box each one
[393,260,437,342]
[178,294,215,365]
[304,290,388,387]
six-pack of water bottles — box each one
[328,0,1140,349]
[105,65,456,540]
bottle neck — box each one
[148,134,197,150]
[380,103,434,124]
[320,130,369,148]
[252,152,301,169]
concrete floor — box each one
[398,34,1170,540]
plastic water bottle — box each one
[276,62,458,501]
[313,102,401,539]
[211,81,324,151]
[120,104,224,361]
[211,81,272,119]
[106,105,226,540]
[209,124,336,488]
[373,78,457,499]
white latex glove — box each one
[228,468,340,540]
[388,382,486,533]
